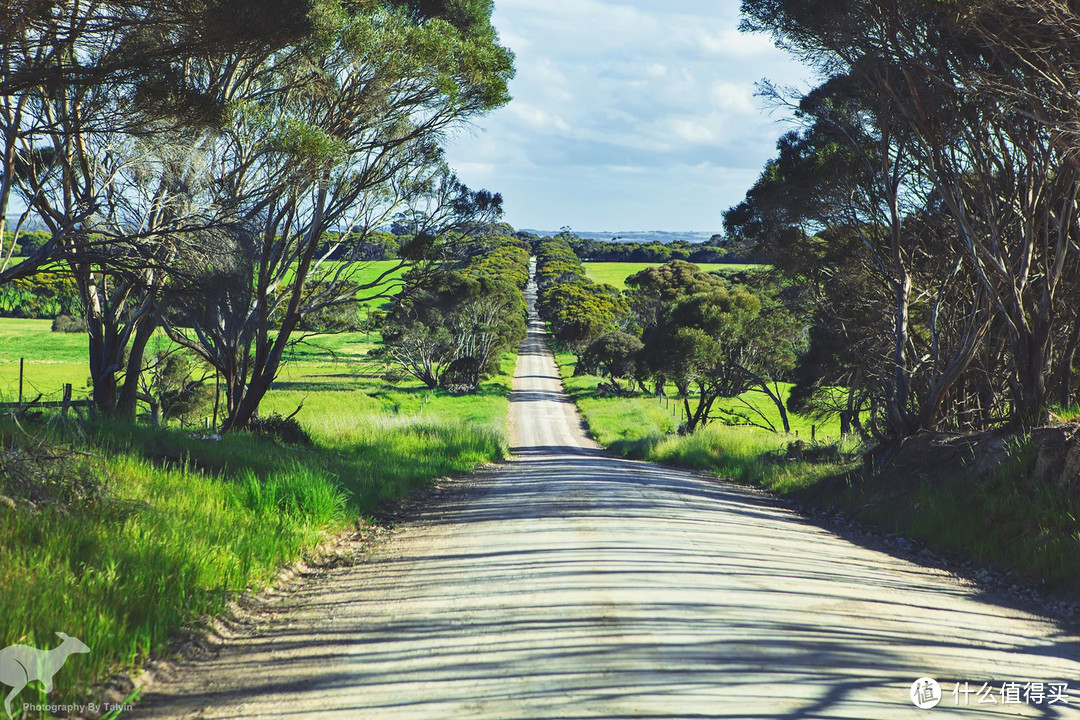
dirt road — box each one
[132,276,1080,718]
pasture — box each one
[582,261,762,289]
[0,299,514,710]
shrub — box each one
[140,350,213,425]
[51,314,84,332]
[248,412,313,446]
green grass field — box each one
[0,319,98,402]
[555,350,857,493]
[0,318,388,408]
[557,350,844,441]
[0,257,406,402]
[0,309,513,715]
[296,259,407,311]
[581,261,762,289]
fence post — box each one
[811,424,816,442]
[212,371,220,430]
[18,358,24,404]
[61,384,72,417]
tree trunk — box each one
[87,315,121,418]
[1013,337,1050,426]
[1053,318,1080,410]
[887,268,912,438]
[116,310,159,421]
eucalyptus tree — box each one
[627,262,799,433]
[0,0,314,280]
[378,254,527,391]
[726,79,993,440]
[1,0,318,418]
[578,332,643,394]
[163,1,513,430]
[878,15,1080,426]
[640,283,768,435]
[740,0,1080,429]
[5,7,207,418]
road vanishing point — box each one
[133,273,1080,719]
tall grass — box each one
[651,423,859,493]
[855,438,1080,590]
[0,347,515,717]
[232,465,348,524]
[0,447,347,710]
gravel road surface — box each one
[131,271,1080,719]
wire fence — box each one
[0,357,91,415]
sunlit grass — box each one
[0,314,514,714]
[581,261,764,289]
[285,259,405,312]
[0,443,348,707]
[556,350,844,441]
[554,349,858,494]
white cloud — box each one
[443,0,815,231]
[709,81,758,114]
[690,26,779,58]
[666,119,718,145]
[508,104,572,134]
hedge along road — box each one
[132,268,1080,719]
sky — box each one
[442,0,817,235]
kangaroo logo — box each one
[0,632,90,719]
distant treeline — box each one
[2,230,51,258]
[516,231,761,264]
[6,227,760,268]
[0,271,82,319]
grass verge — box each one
[0,348,515,717]
[825,431,1080,593]
[555,349,855,488]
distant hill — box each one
[520,229,720,245]
[4,215,47,233]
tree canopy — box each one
[732,0,1080,442]
[0,0,514,428]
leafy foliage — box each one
[247,412,314,446]
[136,350,213,426]
[535,234,629,353]
[376,238,527,391]
[735,0,1080,439]
[578,331,643,393]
